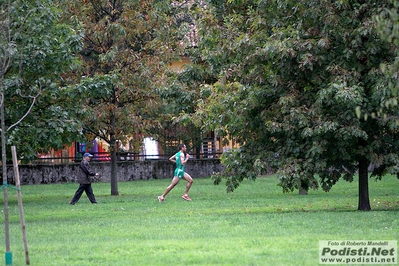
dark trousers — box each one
[70,184,97,204]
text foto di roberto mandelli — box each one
[327,240,394,246]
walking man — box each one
[70,152,99,205]
[158,144,194,202]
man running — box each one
[158,144,193,202]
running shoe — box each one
[182,194,192,201]
[158,196,165,202]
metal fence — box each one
[33,151,223,164]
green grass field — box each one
[1,175,398,265]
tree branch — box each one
[7,83,41,132]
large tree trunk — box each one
[110,111,119,195]
[299,180,308,195]
[110,139,119,195]
[358,157,371,211]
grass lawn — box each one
[1,174,398,265]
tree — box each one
[0,0,82,259]
[0,0,83,162]
[62,0,187,195]
[190,0,399,211]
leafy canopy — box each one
[0,0,83,161]
[190,0,399,199]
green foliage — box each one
[212,148,261,192]
[373,0,399,113]
[374,0,399,46]
[189,0,399,203]
[0,0,83,161]
[61,0,186,147]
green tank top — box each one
[174,151,186,178]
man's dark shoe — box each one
[69,202,75,205]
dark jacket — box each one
[77,159,96,184]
